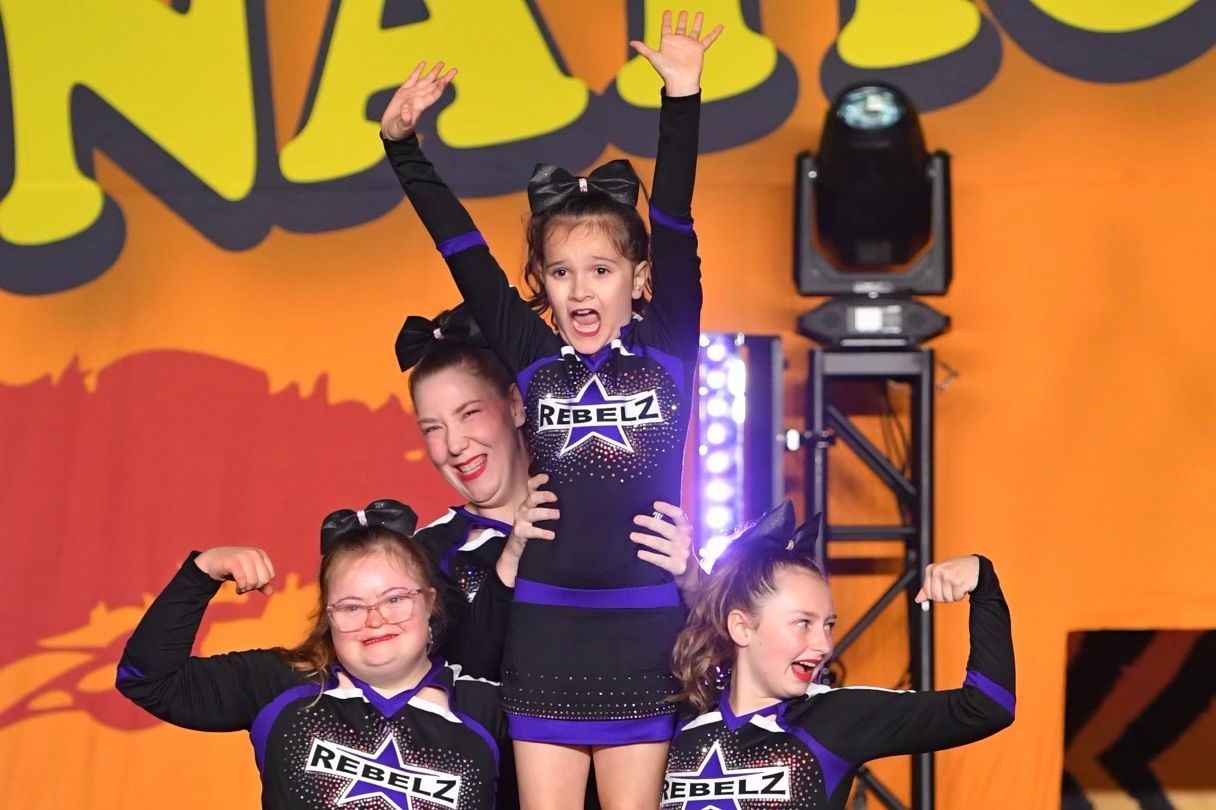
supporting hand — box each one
[632,501,701,601]
[495,474,558,587]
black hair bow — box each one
[718,500,822,564]
[320,499,418,555]
[527,159,640,214]
[395,303,485,372]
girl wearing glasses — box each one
[116,501,509,809]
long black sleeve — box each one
[115,552,304,731]
[806,555,1015,763]
[638,92,703,359]
[383,134,558,374]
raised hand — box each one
[629,10,723,97]
[632,500,701,600]
[194,546,277,595]
[380,61,458,141]
[495,473,558,587]
[914,555,981,604]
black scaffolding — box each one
[804,347,937,810]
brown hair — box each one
[671,549,827,715]
[522,194,651,318]
[407,338,515,407]
[277,527,445,680]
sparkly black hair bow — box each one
[395,303,486,372]
[717,500,822,565]
[320,499,418,555]
[526,159,640,214]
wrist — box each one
[190,551,226,583]
[381,122,413,141]
[663,81,701,98]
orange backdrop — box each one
[2,2,1214,807]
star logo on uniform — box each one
[306,733,461,810]
[662,741,791,810]
[537,375,663,456]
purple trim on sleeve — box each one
[649,205,694,234]
[437,231,487,258]
[507,712,676,744]
[115,662,144,686]
[516,352,562,400]
[783,721,852,800]
[453,710,500,770]
[250,683,319,773]
[965,670,1016,717]
[514,578,681,609]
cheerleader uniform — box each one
[384,92,702,743]
[415,507,513,680]
[116,552,507,810]
[663,556,1015,809]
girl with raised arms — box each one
[395,305,701,683]
[663,502,1015,809]
[117,502,508,809]
[380,10,719,807]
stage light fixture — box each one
[794,82,952,297]
[692,333,783,565]
[798,297,950,349]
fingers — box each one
[651,500,689,527]
[914,586,928,604]
[919,561,972,604]
[526,473,550,494]
[636,548,682,574]
[628,39,658,60]
[675,10,688,35]
[402,60,426,88]
[701,24,724,49]
[661,9,672,35]
[514,478,558,541]
[689,11,703,39]
[633,511,675,541]
[233,549,274,593]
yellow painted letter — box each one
[280,0,588,184]
[838,0,982,69]
[0,0,256,246]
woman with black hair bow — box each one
[116,500,508,809]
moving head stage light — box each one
[794,84,953,321]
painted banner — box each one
[2,2,1215,807]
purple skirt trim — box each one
[507,712,676,745]
[514,578,681,609]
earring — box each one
[427,625,434,651]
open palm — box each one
[629,10,723,96]
[381,61,457,141]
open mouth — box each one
[454,454,487,482]
[792,659,822,683]
[569,308,601,338]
